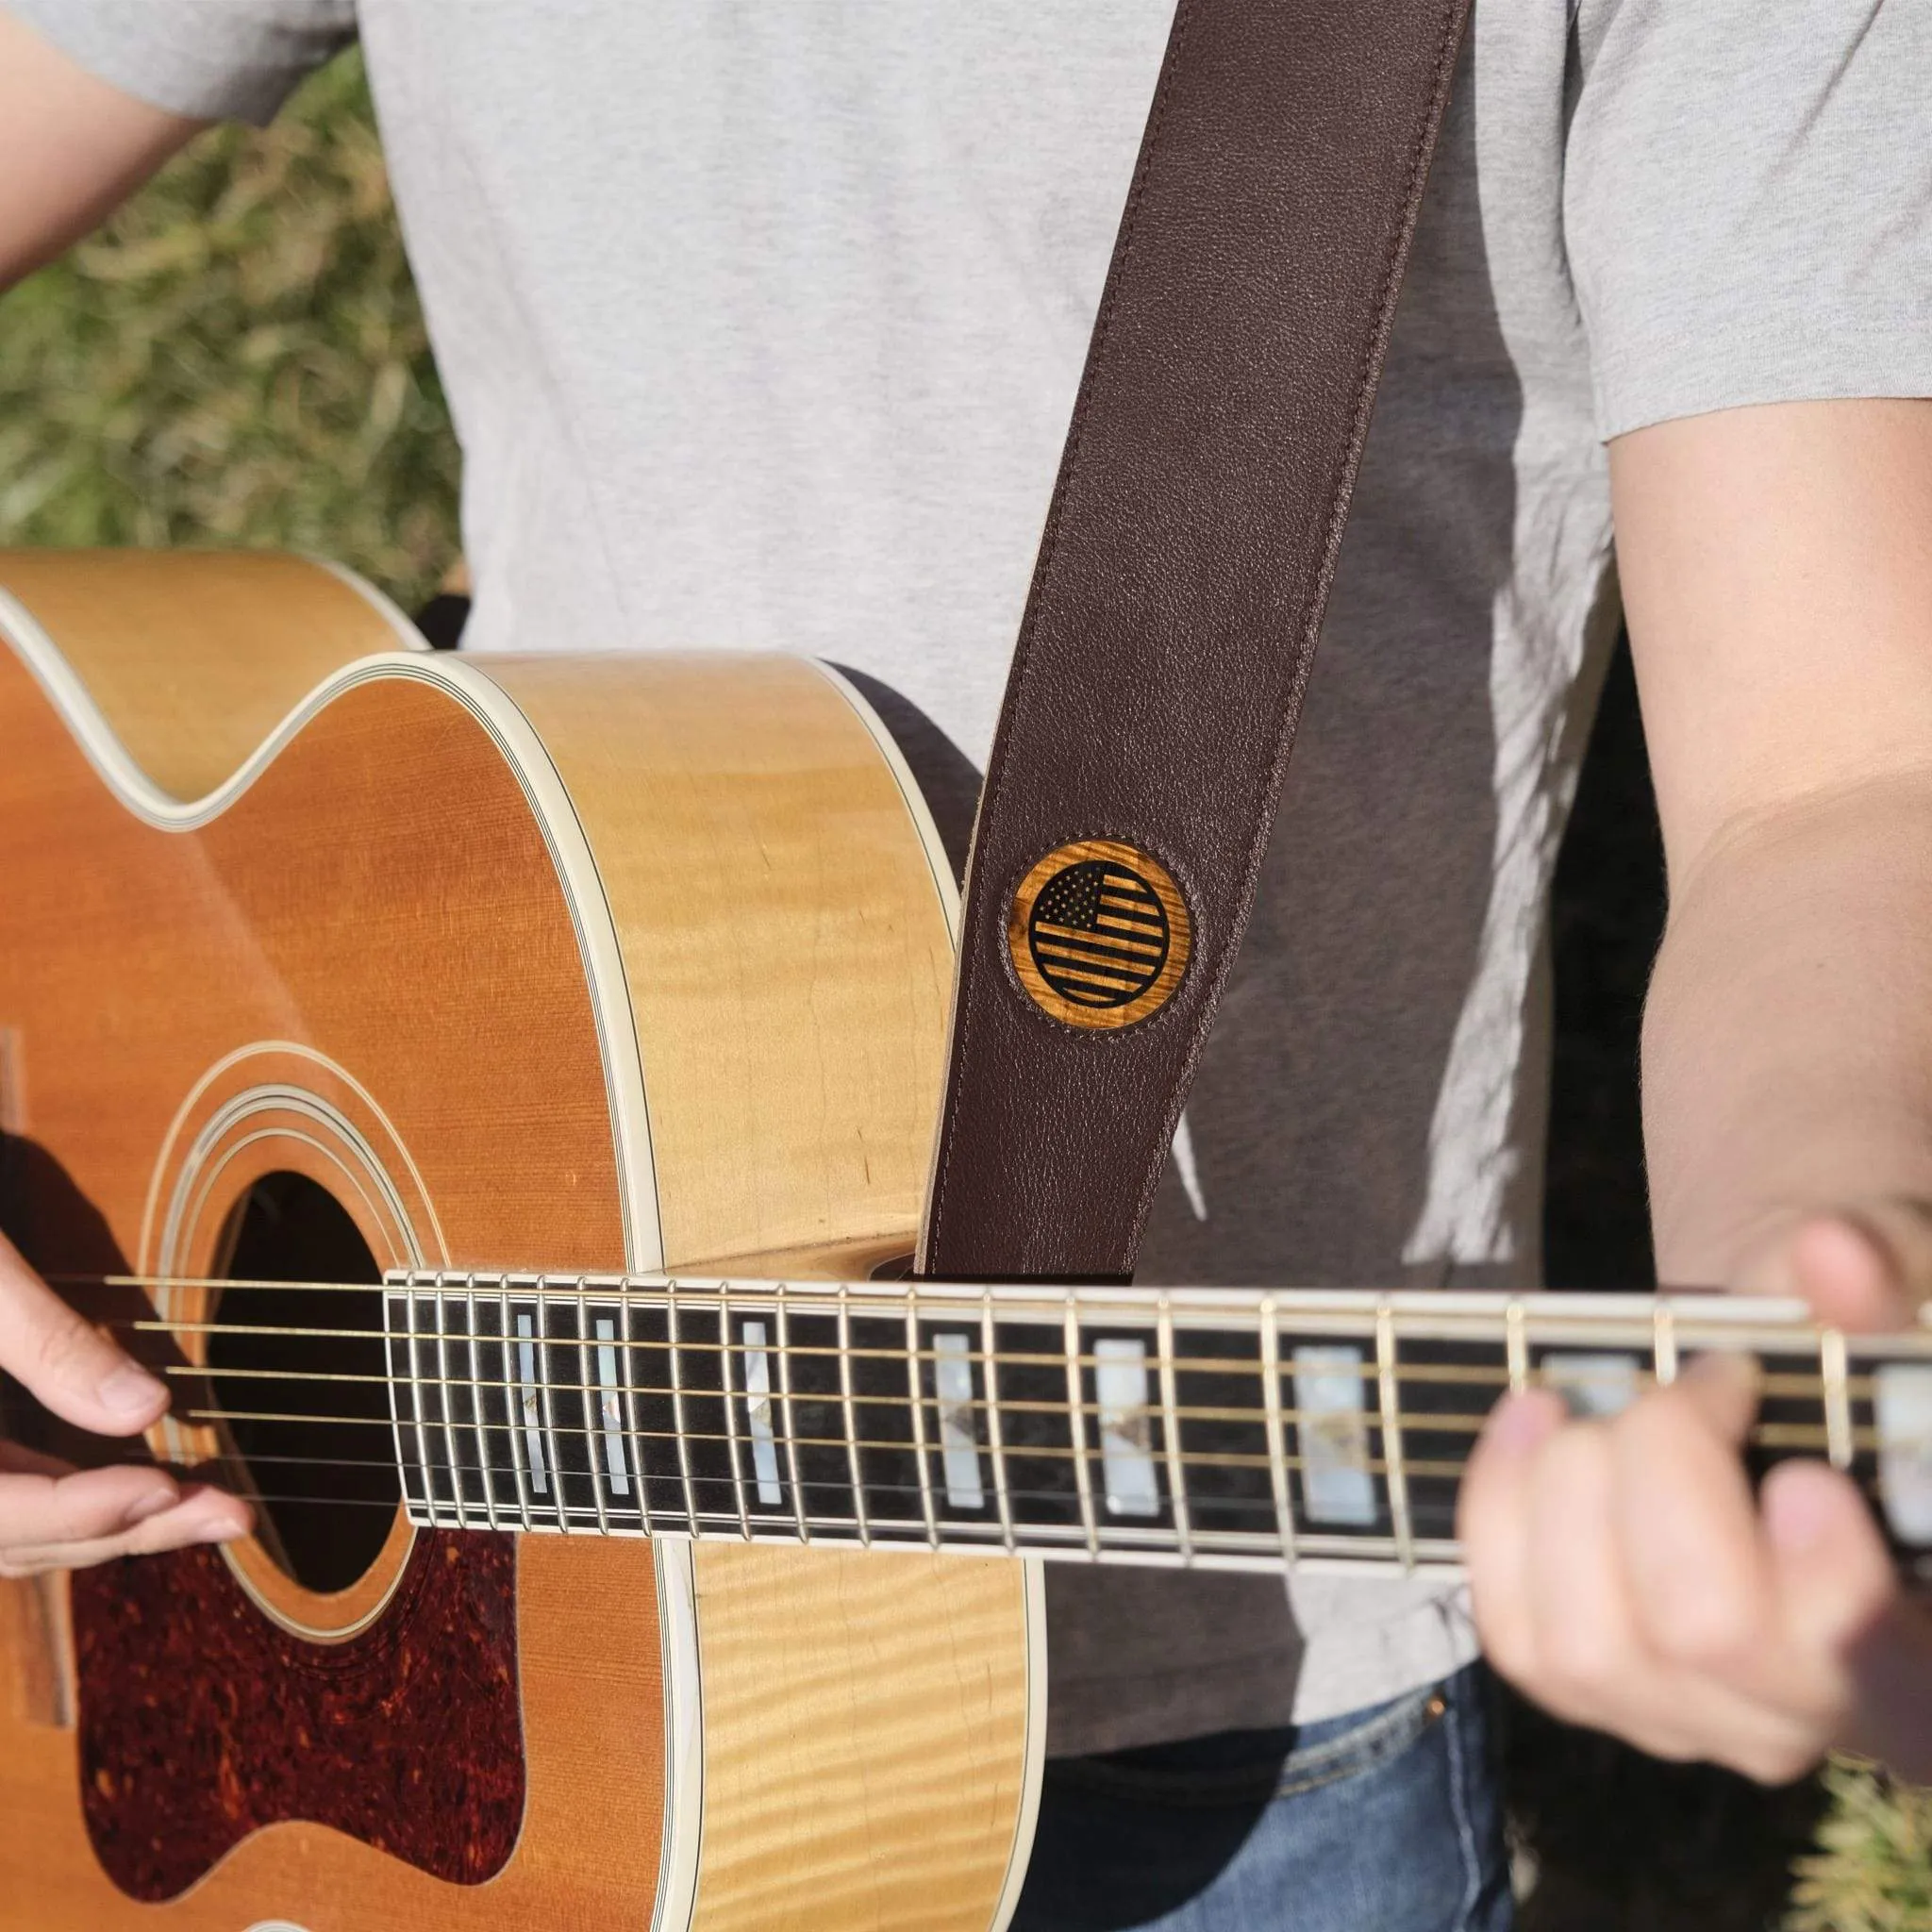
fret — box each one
[534,1296,574,1533]
[432,1289,471,1532]
[1258,1299,1295,1567]
[1653,1302,1679,1385]
[986,1315,1083,1545]
[778,1305,861,1534]
[618,1299,703,1533]
[717,1296,752,1539]
[1155,1301,1192,1563]
[1064,1298,1100,1557]
[837,1286,870,1546]
[980,1292,1016,1553]
[465,1276,501,1533]
[497,1283,534,1529]
[1161,1320,1270,1549]
[571,1282,606,1534]
[1392,1326,1508,1551]
[1375,1303,1414,1573]
[905,1288,940,1549]
[404,1287,442,1527]
[774,1287,811,1544]
[1821,1327,1853,1471]
[842,1304,923,1541]
[664,1285,701,1537]
[613,1302,654,1530]
[382,1281,415,1519]
[1505,1299,1528,1396]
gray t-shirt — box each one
[17,0,1930,1756]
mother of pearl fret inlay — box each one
[515,1312,550,1496]
[1543,1353,1641,1421]
[1094,1339,1159,1519]
[934,1333,986,1511]
[1875,1364,1932,1545]
[741,1320,782,1507]
[1293,1345,1374,1527]
[594,1318,632,1497]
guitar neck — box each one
[376,1273,1932,1581]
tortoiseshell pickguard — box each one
[70,1531,524,1903]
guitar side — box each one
[0,551,1041,1932]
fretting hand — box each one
[1461,1209,1932,1784]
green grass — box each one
[0,50,458,608]
[1790,1759,1932,1932]
[2,42,1927,1932]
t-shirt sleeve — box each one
[1566,0,1932,441]
[5,0,356,126]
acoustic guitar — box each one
[1,550,1930,1932]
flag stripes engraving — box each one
[1027,861,1171,1008]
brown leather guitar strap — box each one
[918,0,1473,1283]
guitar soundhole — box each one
[207,1173,399,1593]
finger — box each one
[0,1462,179,1550]
[0,1231,167,1435]
[1614,1356,1779,1697]
[1518,1421,1824,1776]
[1457,1390,1563,1679]
[0,1482,249,1578]
[1763,1458,1897,1671]
[1518,1417,1651,1730]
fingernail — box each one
[197,1521,246,1545]
[121,1487,176,1528]
[97,1362,166,1420]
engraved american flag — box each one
[1025,859,1171,1008]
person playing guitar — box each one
[0,4,1929,1928]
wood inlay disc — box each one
[1006,839,1191,1030]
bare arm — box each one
[0,6,206,294]
[1630,399,1932,1287]
[1462,398,1932,1782]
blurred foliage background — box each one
[1,41,1926,1932]
[0,51,458,605]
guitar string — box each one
[19,1449,1900,1529]
[126,1353,1873,1431]
[28,1396,1891,1478]
[75,1310,1891,1406]
[57,1267,1890,1349]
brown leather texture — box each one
[920,0,1473,1283]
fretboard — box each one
[378,1274,1932,1581]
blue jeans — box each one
[1012,1663,1513,1932]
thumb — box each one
[0,1234,168,1437]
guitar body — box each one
[0,552,1042,1932]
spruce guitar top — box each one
[2,551,1930,1932]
